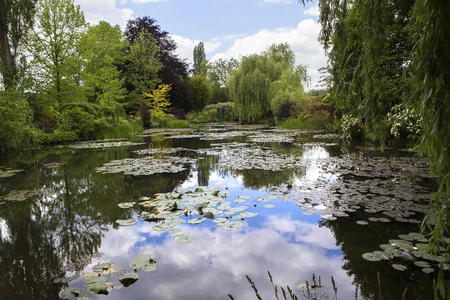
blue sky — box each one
[76,0,325,88]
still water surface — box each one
[0,125,436,299]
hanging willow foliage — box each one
[310,0,449,297]
[413,0,449,298]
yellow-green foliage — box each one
[144,84,172,120]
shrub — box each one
[59,107,98,140]
[204,102,235,121]
[166,119,190,128]
[387,103,422,140]
[341,113,363,141]
[37,130,79,145]
[277,118,308,130]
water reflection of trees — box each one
[319,216,434,300]
[0,147,191,299]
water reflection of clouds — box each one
[96,215,357,300]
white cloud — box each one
[75,0,134,29]
[171,34,221,65]
[98,218,357,300]
[211,19,327,89]
[304,5,320,17]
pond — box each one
[0,124,442,299]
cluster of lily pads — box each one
[0,189,41,203]
[215,145,304,171]
[68,141,145,150]
[361,231,449,274]
[58,254,156,299]
[114,186,264,244]
[247,132,298,143]
[0,166,23,178]
[267,155,433,225]
[96,156,196,176]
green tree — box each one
[229,44,307,123]
[29,0,86,106]
[0,0,36,90]
[193,41,206,75]
[188,74,210,111]
[126,29,162,114]
[78,21,128,120]
[0,91,34,149]
[207,58,239,104]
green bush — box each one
[36,130,79,145]
[341,114,363,141]
[94,118,143,139]
[187,109,218,123]
[277,118,308,130]
[152,117,190,128]
[277,111,331,130]
[0,91,35,150]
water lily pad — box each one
[115,218,136,226]
[356,221,368,225]
[168,228,182,234]
[392,264,407,271]
[0,167,23,178]
[174,234,194,244]
[422,267,435,274]
[130,254,155,271]
[92,260,114,272]
[86,277,111,295]
[118,202,135,209]
[398,234,414,241]
[239,212,258,218]
[153,222,177,231]
[76,297,91,300]
[362,252,381,262]
[414,261,431,268]
[119,272,139,287]
[188,218,206,224]
[59,287,80,299]
[222,221,244,231]
[263,204,275,208]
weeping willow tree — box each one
[229,43,307,123]
[310,0,449,297]
[413,0,449,298]
[229,55,280,123]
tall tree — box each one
[125,17,189,111]
[29,0,86,106]
[207,58,239,104]
[125,29,162,114]
[0,0,36,89]
[193,41,206,75]
[78,21,128,120]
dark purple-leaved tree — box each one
[125,17,191,112]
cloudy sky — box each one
[75,0,326,89]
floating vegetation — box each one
[96,156,195,176]
[129,254,156,272]
[115,219,137,226]
[247,132,297,143]
[119,272,139,287]
[356,220,369,225]
[0,189,41,202]
[58,287,80,299]
[173,233,194,244]
[0,167,23,178]
[139,128,193,137]
[118,202,135,209]
[68,141,145,149]
[215,146,305,171]
[263,204,275,209]
[312,133,341,140]
[200,131,254,141]
[58,255,156,299]
[133,147,190,156]
[43,162,61,169]
[392,264,407,271]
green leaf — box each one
[119,272,139,287]
[58,287,80,299]
[115,218,137,226]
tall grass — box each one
[94,119,143,140]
